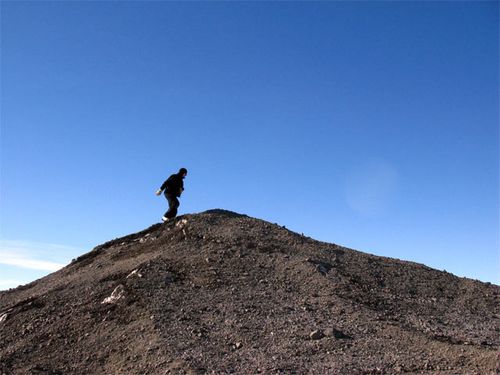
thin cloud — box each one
[0,240,82,271]
[0,279,26,290]
[0,255,65,271]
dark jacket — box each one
[161,173,184,197]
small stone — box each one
[102,285,125,304]
[325,327,350,339]
[309,330,324,340]
[126,269,143,278]
[0,313,8,323]
[235,342,242,349]
[176,219,188,228]
[316,264,328,275]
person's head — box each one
[178,167,188,178]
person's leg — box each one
[165,194,180,219]
[169,196,179,218]
[163,194,172,219]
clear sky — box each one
[1,1,498,289]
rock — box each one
[235,342,242,349]
[127,269,143,278]
[176,219,188,228]
[316,264,329,275]
[0,313,8,323]
[325,327,350,339]
[309,330,324,340]
[101,285,125,304]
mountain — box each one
[0,209,498,374]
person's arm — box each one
[156,178,169,196]
[160,178,170,191]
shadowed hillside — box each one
[1,210,498,374]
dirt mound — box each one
[1,210,498,374]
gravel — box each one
[1,209,498,374]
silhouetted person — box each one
[156,168,187,222]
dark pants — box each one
[164,193,180,219]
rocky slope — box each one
[0,209,498,374]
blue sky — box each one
[1,1,498,289]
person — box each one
[156,168,188,222]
